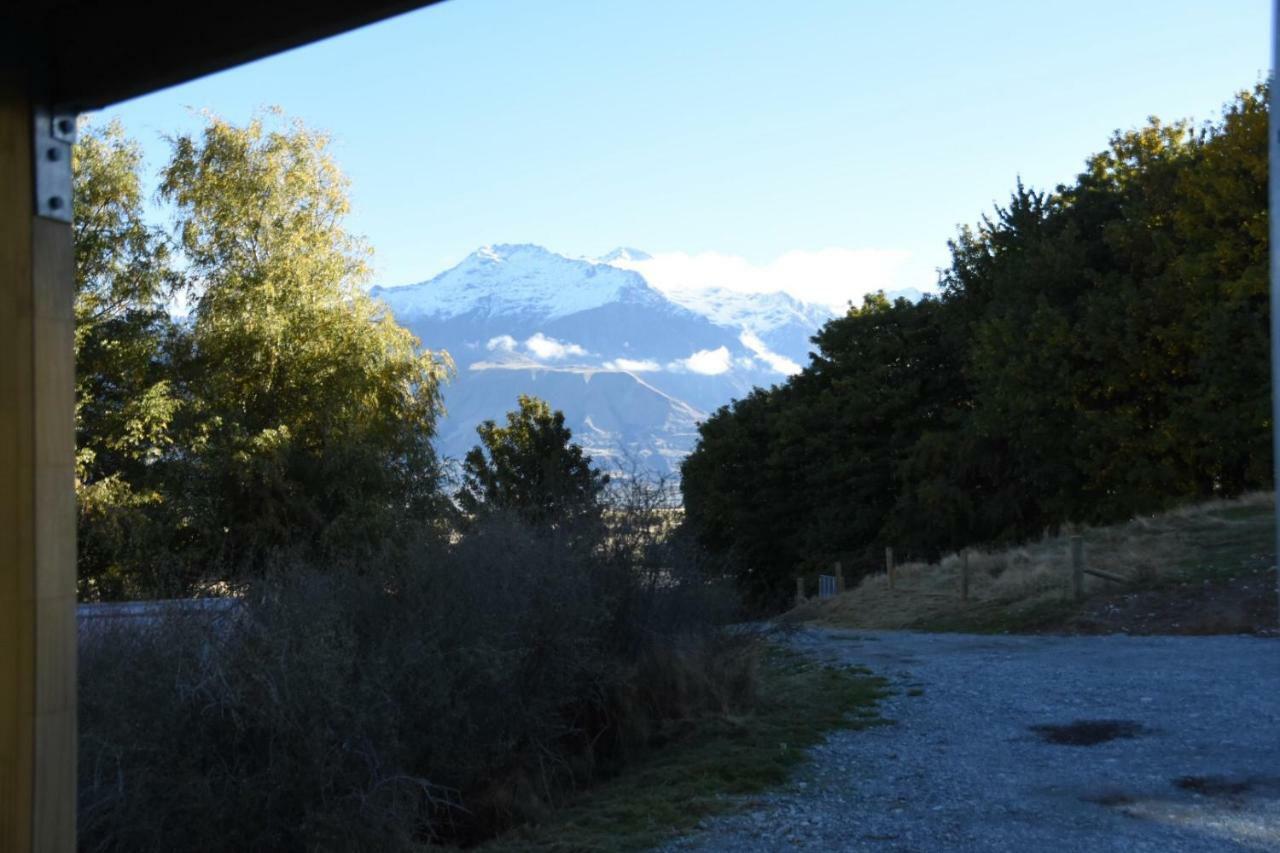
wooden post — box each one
[834,561,845,594]
[0,79,78,853]
[795,577,805,606]
[885,546,895,590]
[1071,535,1084,602]
[960,549,970,602]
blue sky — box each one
[92,0,1268,308]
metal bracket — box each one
[33,108,77,223]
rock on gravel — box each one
[661,628,1280,852]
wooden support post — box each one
[885,546,895,590]
[960,549,970,602]
[795,577,805,606]
[0,78,78,853]
[1070,535,1084,602]
[834,561,845,594]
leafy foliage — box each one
[159,114,453,577]
[459,394,609,530]
[74,113,453,596]
[73,122,184,598]
[681,85,1271,608]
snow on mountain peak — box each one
[371,243,661,321]
[659,285,833,335]
[592,250,835,335]
[597,247,653,263]
[471,243,552,264]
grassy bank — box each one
[481,645,887,853]
[794,493,1276,634]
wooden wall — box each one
[0,73,78,853]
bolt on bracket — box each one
[33,108,76,223]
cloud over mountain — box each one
[603,247,917,312]
[524,333,588,360]
[673,346,732,376]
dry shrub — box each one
[79,502,754,852]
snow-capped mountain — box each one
[374,244,666,323]
[652,287,834,374]
[657,286,833,336]
[371,244,843,477]
[596,247,652,264]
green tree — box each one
[951,181,1092,535]
[681,84,1271,613]
[680,385,793,606]
[1161,85,1270,494]
[458,395,608,530]
[72,121,185,598]
[158,112,453,577]
[682,292,968,607]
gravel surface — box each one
[663,628,1280,852]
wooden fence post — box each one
[795,576,805,606]
[960,549,970,602]
[1071,535,1084,601]
[885,546,895,590]
[834,561,845,594]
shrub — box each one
[79,500,753,851]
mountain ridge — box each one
[371,243,911,476]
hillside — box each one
[792,493,1278,635]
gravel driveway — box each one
[663,628,1280,852]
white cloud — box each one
[739,331,802,375]
[672,346,732,376]
[603,358,661,372]
[524,332,587,360]
[606,247,919,312]
[486,334,518,352]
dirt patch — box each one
[1030,720,1148,746]
[1062,566,1277,636]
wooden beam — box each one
[0,73,36,853]
[2,0,446,111]
[0,73,77,853]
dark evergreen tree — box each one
[458,395,609,531]
[681,85,1271,611]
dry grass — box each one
[794,492,1275,632]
